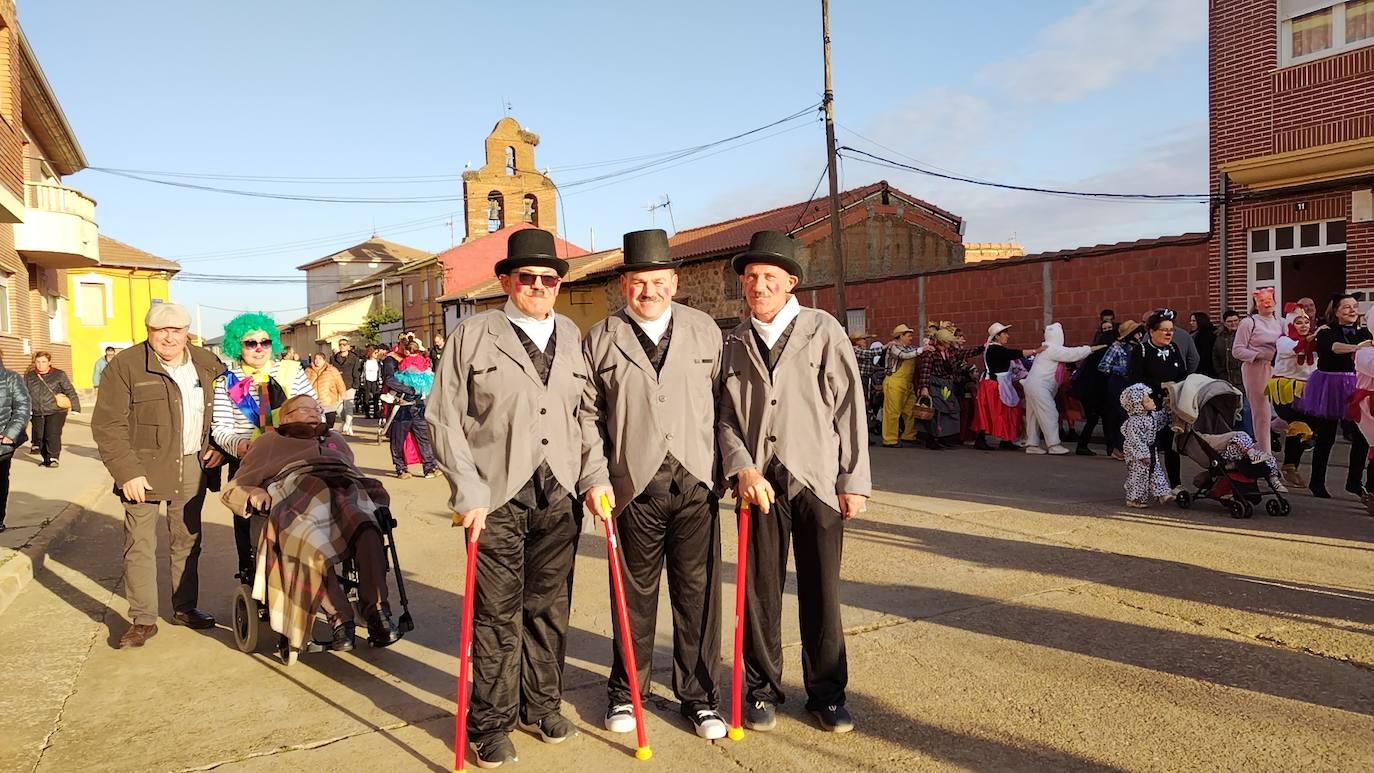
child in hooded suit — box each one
[1120,382,1174,507]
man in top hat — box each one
[92,302,227,648]
[578,229,727,741]
[717,230,871,734]
[428,228,591,768]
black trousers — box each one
[744,462,847,710]
[607,459,721,714]
[1308,417,1372,492]
[31,412,67,463]
[1154,425,1181,487]
[0,456,11,525]
[468,483,581,742]
[388,407,436,472]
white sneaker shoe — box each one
[1025,446,1048,455]
[689,708,727,740]
[1047,445,1071,455]
[604,703,635,734]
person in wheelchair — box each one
[223,395,402,653]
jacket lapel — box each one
[610,312,655,376]
[771,312,816,373]
[731,324,769,383]
[487,312,540,386]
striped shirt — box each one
[211,360,316,456]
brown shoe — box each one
[119,623,159,648]
[1281,464,1307,488]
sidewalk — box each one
[0,413,111,614]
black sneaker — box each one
[327,622,355,652]
[604,703,635,733]
[688,707,727,740]
[470,734,518,769]
[1075,446,1096,456]
[810,704,854,733]
[519,712,577,744]
[745,700,776,731]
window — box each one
[1247,220,1348,302]
[1281,1,1374,65]
[722,264,741,300]
[504,146,516,176]
[0,273,10,333]
[48,295,66,343]
[522,194,538,225]
[77,282,107,326]
[406,284,414,306]
[434,276,444,297]
[422,279,429,301]
[846,308,866,335]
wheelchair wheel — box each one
[232,585,261,653]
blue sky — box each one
[21,0,1208,334]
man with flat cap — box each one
[428,227,591,769]
[717,229,871,734]
[579,229,727,741]
[93,302,227,648]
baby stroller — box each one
[1172,378,1292,519]
[230,503,415,665]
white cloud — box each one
[979,0,1205,103]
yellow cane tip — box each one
[727,727,745,741]
[455,768,466,773]
[635,746,654,761]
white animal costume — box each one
[1352,314,1374,448]
[1024,322,1095,453]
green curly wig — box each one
[221,312,283,361]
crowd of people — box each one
[853,292,1374,514]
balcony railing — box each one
[25,181,97,224]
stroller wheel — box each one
[1175,491,1193,509]
[1228,499,1247,519]
[1242,500,1255,518]
[1266,498,1291,517]
[232,585,260,653]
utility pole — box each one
[821,0,847,325]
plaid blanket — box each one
[251,458,390,649]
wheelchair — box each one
[230,504,416,665]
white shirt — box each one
[505,299,555,351]
[626,304,673,345]
[363,358,380,381]
[750,295,801,350]
[159,352,203,456]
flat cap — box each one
[145,302,191,330]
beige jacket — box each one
[717,304,872,511]
[579,304,722,513]
[427,308,589,514]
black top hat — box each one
[615,229,678,274]
[494,228,570,277]
[731,230,803,280]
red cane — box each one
[600,495,653,761]
[728,499,752,741]
[454,532,479,773]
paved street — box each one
[1,426,1371,772]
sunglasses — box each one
[241,338,273,350]
[514,272,561,289]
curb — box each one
[0,482,110,616]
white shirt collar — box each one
[625,303,672,345]
[750,295,801,349]
[504,300,555,351]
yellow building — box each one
[66,235,180,388]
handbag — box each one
[36,372,72,411]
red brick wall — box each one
[1208,0,1374,312]
[808,238,1208,347]
[0,1,22,201]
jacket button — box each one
[541,438,549,445]
[540,408,547,415]
[768,435,777,443]
[658,395,666,403]
[665,433,673,441]
[770,399,777,406]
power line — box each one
[837,146,1212,202]
[791,163,831,232]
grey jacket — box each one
[579,304,722,513]
[0,367,31,442]
[717,305,872,512]
[428,308,590,514]
[1174,325,1200,373]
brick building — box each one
[1210,0,1374,313]
[565,180,966,332]
[461,117,557,242]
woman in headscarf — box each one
[915,327,983,449]
[211,313,316,461]
[304,352,347,430]
[1293,294,1373,499]
[1267,305,1316,487]
[1126,309,1188,488]
[971,323,1039,451]
[1232,287,1284,454]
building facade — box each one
[295,237,428,313]
[66,236,179,388]
[1210,0,1374,312]
[461,117,557,242]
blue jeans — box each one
[1239,399,1254,437]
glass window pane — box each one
[1301,223,1322,247]
[1251,229,1270,253]
[1256,261,1276,281]
[1292,8,1333,57]
[1349,0,1374,42]
[1328,219,1347,244]
[1276,226,1295,250]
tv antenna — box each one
[647,195,676,233]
